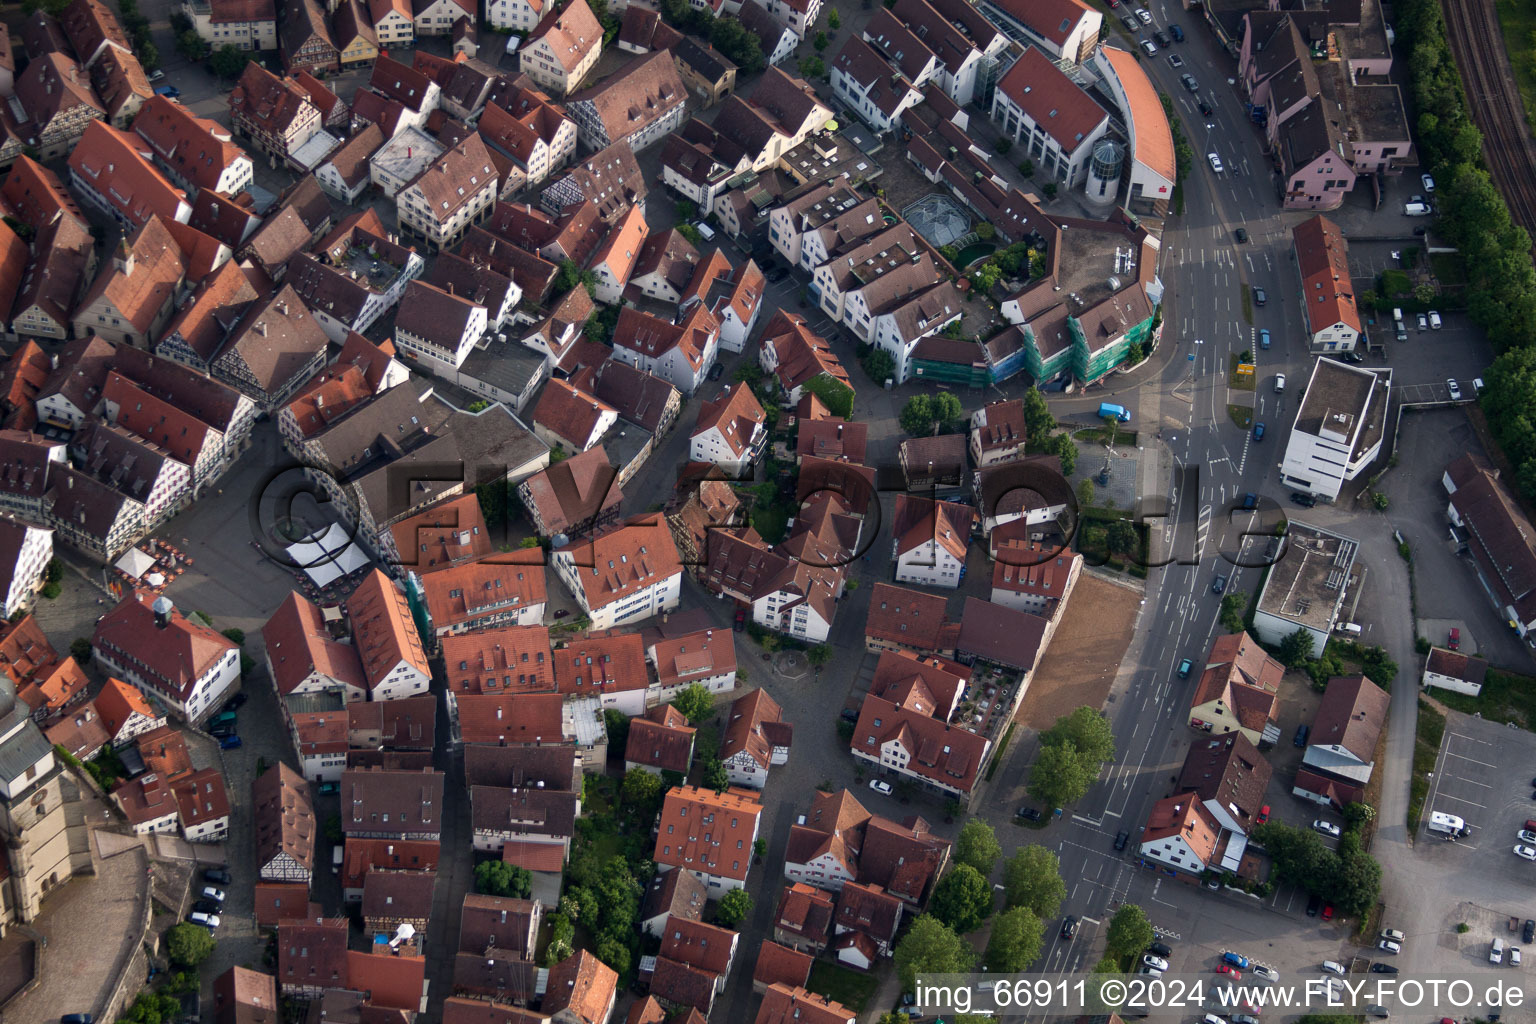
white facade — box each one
[398,175,497,250]
[783,851,855,891]
[414,0,466,34]
[893,539,965,589]
[613,334,719,397]
[689,421,765,478]
[394,302,488,376]
[1279,367,1389,502]
[94,646,240,724]
[181,1,278,50]
[371,660,432,702]
[1137,830,1210,876]
[761,0,821,36]
[831,67,921,134]
[868,296,961,384]
[751,589,831,643]
[0,525,51,618]
[991,89,1110,188]
[550,551,683,631]
[487,0,546,31]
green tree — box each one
[955,819,1002,875]
[44,557,63,583]
[799,55,826,78]
[861,348,896,383]
[1104,904,1154,963]
[1076,478,1095,507]
[931,391,963,428]
[1046,432,1076,475]
[814,30,828,50]
[899,395,934,435]
[221,627,246,646]
[622,767,663,806]
[985,905,1043,971]
[716,888,753,927]
[136,40,160,72]
[827,7,840,29]
[475,859,533,898]
[677,224,703,246]
[1002,845,1066,918]
[176,29,209,61]
[546,913,575,965]
[671,682,715,723]
[166,921,216,967]
[803,373,854,418]
[893,914,976,990]
[594,935,631,975]
[1219,592,1247,632]
[1027,741,1098,808]
[1106,519,1138,556]
[807,644,833,673]
[1279,627,1315,668]
[1022,387,1055,438]
[604,707,629,751]
[700,756,730,793]
[1042,707,1115,765]
[555,258,598,299]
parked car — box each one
[1322,960,1346,975]
[193,899,220,915]
[1430,310,1442,329]
[1306,894,1323,916]
[228,692,248,708]
[211,710,237,727]
[868,779,893,795]
[1417,313,1429,331]
[201,886,225,902]
[1143,955,1170,972]
[1153,29,1170,45]
[1216,965,1242,979]
[1382,929,1405,943]
[61,1015,94,1024]
[1148,941,1172,958]
[1257,805,1270,824]
[1476,377,1487,396]
[1514,845,1536,861]
[1448,379,1463,400]
[1289,492,1316,508]
[840,708,860,723]
[1181,73,1199,92]
[1061,916,1079,939]
[1223,952,1250,969]
[1321,904,1335,920]
[1140,39,1157,55]
[148,69,165,81]
[188,912,220,929]
[1371,963,1400,974]
[1404,200,1432,216]
[1168,53,1185,68]
[153,85,180,99]
[1251,965,1277,982]
[766,267,789,283]
[1208,152,1224,173]
[203,867,231,885]
[734,609,746,632]
[1378,940,1401,954]
[318,781,340,795]
[708,363,724,381]
[1422,173,1436,192]
[1170,23,1185,40]
[1523,919,1533,944]
[1252,423,1265,442]
[1019,806,1043,822]
[1313,820,1342,838]
[1294,723,1311,746]
[209,722,234,738]
[219,735,243,749]
[1448,627,1460,650]
[1252,285,1267,306]
[1134,6,1152,21]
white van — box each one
[1404,201,1432,217]
[1392,307,1403,323]
[1429,811,1466,834]
[1336,622,1362,636]
[505,35,522,55]
[1492,938,1505,964]
[332,844,344,872]
[693,221,716,241]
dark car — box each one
[1370,963,1399,974]
[708,363,724,381]
[734,609,746,632]
[219,735,242,749]
[203,867,231,885]
[1019,806,1043,822]
[1252,423,1265,442]
[1169,22,1185,40]
[1211,575,1227,594]
[1060,916,1078,940]
[153,85,180,99]
[766,267,790,283]
[1234,227,1248,243]
[193,898,221,915]
[61,1016,94,1024]
[1148,941,1172,958]
[1114,831,1129,850]
[1306,894,1322,916]
[840,708,860,723]
[1242,492,1257,510]
[1343,351,1366,363]
[1290,492,1317,507]
[209,723,235,738]
[1198,100,1214,116]
[1294,723,1311,747]
[228,692,247,708]
[1524,919,1534,944]
[1152,29,1169,45]
[1253,285,1267,306]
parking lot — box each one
[1419,713,1536,881]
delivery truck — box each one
[1098,403,1132,422]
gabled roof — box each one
[70,115,190,225]
[370,54,434,112]
[984,0,1095,47]
[417,554,548,633]
[544,949,618,1024]
[762,310,849,393]
[388,492,494,574]
[1425,647,1488,686]
[626,704,695,773]
[261,590,367,696]
[16,52,102,128]
[219,283,327,394]
[341,765,444,836]
[458,893,539,955]
[526,0,603,72]
[568,50,687,143]
[277,917,350,991]
[550,630,649,700]
[400,132,497,225]
[131,94,247,194]
[755,985,856,1024]
[1142,793,1221,862]
[653,785,762,881]
[692,382,764,458]
[851,693,989,794]
[772,883,834,942]
[1176,732,1271,828]
[1,155,87,234]
[795,419,867,464]
[92,591,237,701]
[346,568,432,689]
[161,260,258,363]
[520,445,622,536]
[891,494,971,562]
[252,761,316,874]
[864,582,956,652]
[1292,214,1361,334]
[1192,630,1283,733]
[1309,674,1388,761]
[659,915,736,975]
[532,379,616,452]
[92,676,158,737]
[76,217,186,334]
[553,513,683,611]
[720,688,789,770]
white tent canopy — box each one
[114,547,156,579]
[285,523,371,587]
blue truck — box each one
[1098,402,1132,422]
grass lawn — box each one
[1227,404,1253,429]
[1496,0,1536,131]
[808,960,880,1011]
[1433,668,1536,728]
[1409,698,1447,834]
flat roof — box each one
[1255,520,1358,631]
[457,338,546,398]
[291,130,341,171]
[371,127,444,183]
[1294,358,1389,460]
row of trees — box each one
[1252,808,1381,919]
[1021,387,1079,476]
[1398,0,1536,499]
[899,393,965,436]
[1027,706,1116,810]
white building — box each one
[1249,520,1360,653]
[0,519,51,619]
[990,47,1111,188]
[392,280,489,376]
[688,383,766,479]
[550,514,684,631]
[589,206,647,304]
[395,134,498,250]
[980,0,1101,64]
[1293,214,1363,352]
[830,37,922,134]
[891,495,971,589]
[181,0,279,51]
[486,0,547,32]
[92,592,240,724]
[1279,359,1391,502]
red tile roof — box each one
[891,494,972,562]
[753,941,813,989]
[131,94,247,193]
[649,627,735,689]
[92,591,237,702]
[278,917,350,990]
[160,260,259,364]
[261,590,367,696]
[526,0,603,73]
[755,985,856,1024]
[692,382,764,459]
[653,785,762,882]
[552,513,683,613]
[171,767,230,832]
[1293,214,1361,335]
[417,554,548,633]
[851,693,990,795]
[253,881,312,927]
[442,624,553,695]
[340,837,441,891]
[532,379,616,452]
[68,120,188,228]
[345,569,431,692]
[625,704,695,773]
[864,582,958,653]
[344,949,425,1011]
[543,949,618,1024]
[1096,47,1174,182]
[93,676,157,738]
[457,691,566,745]
[77,217,186,336]
[551,630,648,699]
[1,613,88,715]
[388,492,494,574]
[0,155,86,233]
[795,419,867,464]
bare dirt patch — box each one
[1017,574,1140,729]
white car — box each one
[1201,1016,1229,1024]
[1514,844,1536,861]
[1135,6,1153,22]
[1404,200,1432,216]
[1448,379,1463,401]
[189,911,220,928]
[1208,152,1224,173]
[1251,965,1278,982]
[1143,955,1170,972]
[1429,311,1442,329]
[1381,929,1405,943]
[1519,830,1536,844]
[1422,173,1436,192]
[1322,961,1346,976]
[1313,820,1342,838]
[1140,39,1158,55]
[1515,947,1525,966]
[1378,940,1401,954]
[869,779,893,795]
[1417,313,1428,331]
[201,886,225,902]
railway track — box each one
[1440,0,1536,245]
